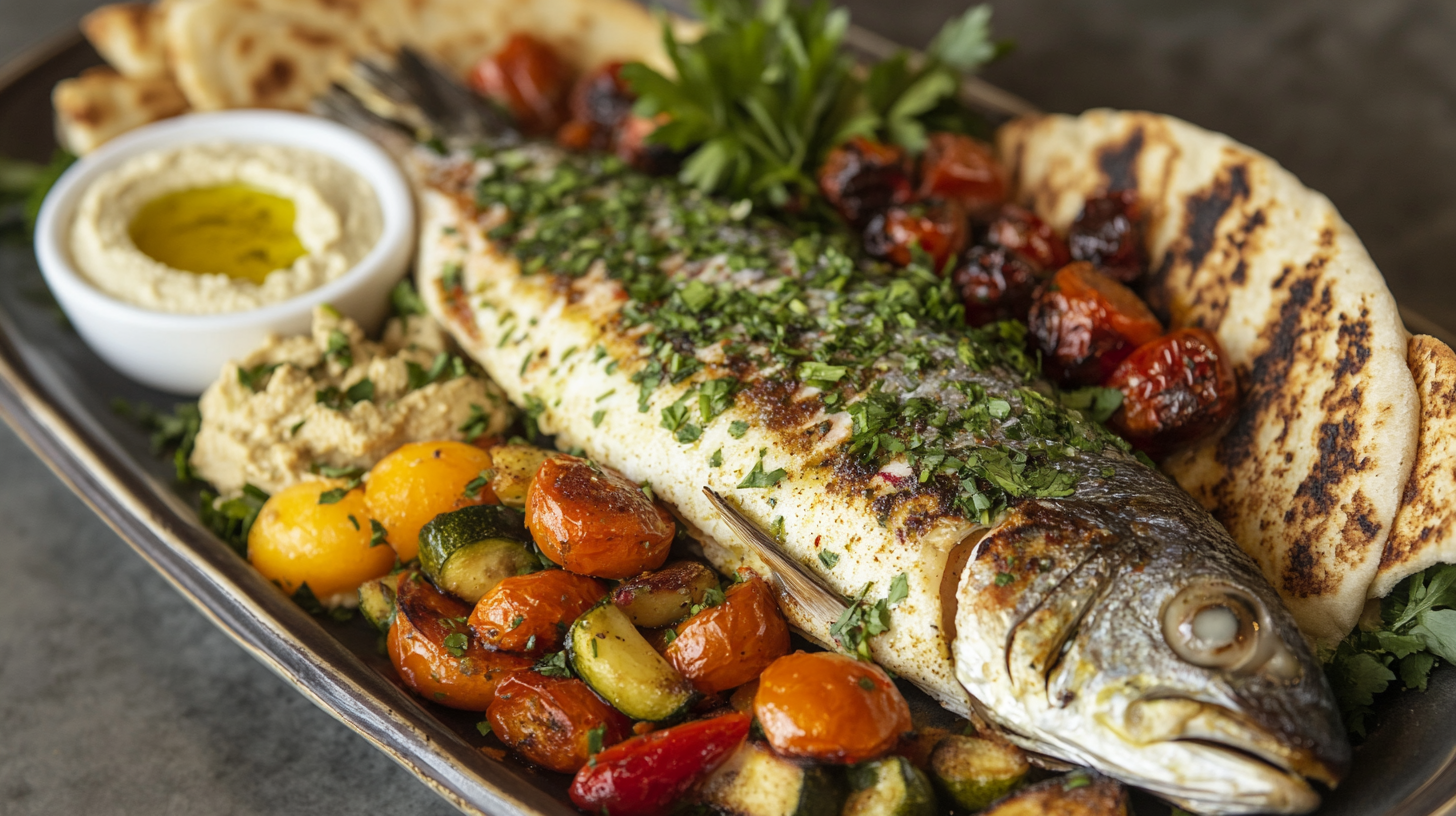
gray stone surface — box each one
[0,2,1451,815]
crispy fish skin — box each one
[406,143,1348,813]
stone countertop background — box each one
[0,1,1452,814]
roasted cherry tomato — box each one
[917,132,1008,217]
[558,62,636,153]
[469,569,606,654]
[664,573,791,694]
[364,440,497,562]
[614,114,680,175]
[486,672,631,773]
[986,204,1070,271]
[863,201,968,271]
[469,34,574,135]
[818,136,914,228]
[1068,190,1146,283]
[754,651,912,764]
[1028,262,1164,385]
[569,712,750,815]
[248,478,395,600]
[1105,327,1238,457]
[525,456,675,579]
[387,572,533,711]
[951,245,1043,327]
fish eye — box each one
[1162,582,1265,671]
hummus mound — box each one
[69,143,382,314]
[191,307,513,496]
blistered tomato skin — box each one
[986,204,1070,271]
[664,574,791,694]
[1028,262,1165,385]
[486,672,631,774]
[469,33,574,135]
[364,441,497,562]
[863,201,968,271]
[1068,190,1146,283]
[387,573,534,712]
[818,136,915,228]
[525,457,675,579]
[754,651,912,764]
[952,245,1043,327]
[917,132,1008,217]
[569,713,751,816]
[469,569,606,654]
[1106,327,1239,457]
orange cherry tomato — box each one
[1028,262,1164,385]
[818,136,915,228]
[863,201,968,271]
[469,33,574,135]
[917,132,1008,217]
[525,457,675,579]
[1105,327,1238,457]
[469,569,606,654]
[364,440,497,562]
[665,574,790,694]
[754,651,912,764]
[486,672,631,774]
[387,572,533,711]
[569,712,750,816]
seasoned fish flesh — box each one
[403,141,1349,814]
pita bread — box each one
[53,66,188,154]
[81,3,169,79]
[997,110,1419,646]
[1370,335,1456,598]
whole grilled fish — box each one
[327,63,1349,808]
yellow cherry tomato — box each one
[248,479,395,600]
[364,441,497,562]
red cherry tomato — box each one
[1104,327,1238,457]
[569,713,751,815]
[917,132,1008,217]
[818,137,915,228]
[863,201,968,271]
[986,204,1070,271]
[952,245,1043,327]
[487,672,631,773]
[1068,190,1146,283]
[1029,262,1164,385]
[469,34,574,135]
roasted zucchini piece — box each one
[611,560,721,627]
[357,576,397,633]
[417,505,539,603]
[843,756,937,816]
[979,772,1129,816]
[486,444,560,508]
[567,601,697,722]
[697,740,844,816]
[929,733,1030,811]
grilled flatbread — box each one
[1371,335,1456,598]
[53,66,188,154]
[997,110,1420,645]
[80,3,169,79]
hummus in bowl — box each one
[69,143,383,314]
[34,110,414,394]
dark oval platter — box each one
[2,25,1455,816]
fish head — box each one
[952,498,1351,815]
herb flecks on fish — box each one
[473,146,1130,523]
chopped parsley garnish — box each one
[592,409,607,428]
[587,724,607,756]
[728,421,749,439]
[326,329,353,369]
[475,721,492,737]
[887,572,909,605]
[535,650,573,678]
[738,450,786,489]
[522,394,547,442]
[459,403,492,442]
[317,479,360,504]
[994,571,1015,587]
[443,632,468,657]
[369,519,388,547]
[463,469,496,500]
[237,361,280,393]
[708,448,723,468]
[391,279,428,317]
[858,676,876,691]
[316,379,374,410]
[689,586,726,616]
[407,352,468,391]
[199,483,269,555]
[818,550,840,569]
[831,583,892,661]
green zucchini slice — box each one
[486,444,560,508]
[844,756,937,816]
[567,602,696,722]
[417,505,538,603]
[697,740,844,816]
[611,560,720,627]
[929,734,1030,811]
[357,576,397,633]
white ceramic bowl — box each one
[34,110,415,395]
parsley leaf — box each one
[369,519,388,547]
[463,469,495,500]
[1059,386,1124,424]
[199,484,270,555]
[535,650,574,678]
[887,572,909,605]
[728,420,749,439]
[708,448,724,468]
[475,721,493,737]
[390,279,428,317]
[459,403,492,442]
[326,330,353,370]
[830,583,891,661]
[237,362,280,393]
[738,449,786,489]
[818,550,840,569]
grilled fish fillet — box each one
[403,140,1348,814]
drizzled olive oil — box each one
[128,184,307,284]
